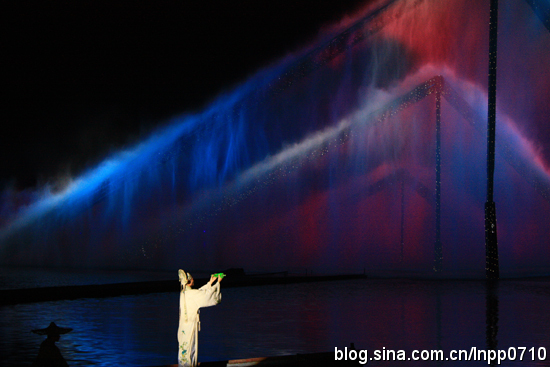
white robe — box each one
[178,282,221,367]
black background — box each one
[1,0,372,189]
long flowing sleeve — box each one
[196,281,222,308]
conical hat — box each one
[32,322,72,336]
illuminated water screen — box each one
[1,0,549,277]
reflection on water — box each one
[486,280,499,366]
[1,278,550,366]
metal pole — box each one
[485,0,500,279]
[434,88,443,272]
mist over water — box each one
[1,0,549,277]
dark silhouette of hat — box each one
[32,322,72,336]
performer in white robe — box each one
[177,270,222,367]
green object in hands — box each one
[212,273,226,278]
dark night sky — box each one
[1,0,372,190]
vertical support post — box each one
[400,176,405,263]
[486,0,500,279]
[434,88,443,272]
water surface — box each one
[1,277,549,366]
